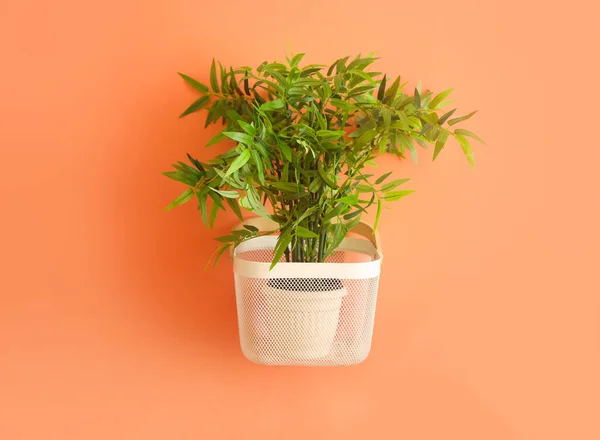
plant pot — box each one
[256,278,347,362]
[233,218,382,366]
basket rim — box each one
[233,235,382,279]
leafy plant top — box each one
[164,53,483,267]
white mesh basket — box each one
[232,218,382,366]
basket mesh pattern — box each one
[234,247,380,366]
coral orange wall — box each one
[1,0,599,439]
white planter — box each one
[233,218,382,366]
[259,280,347,361]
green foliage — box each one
[165,53,483,266]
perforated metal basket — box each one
[232,218,382,366]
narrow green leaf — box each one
[178,73,209,93]
[382,108,392,129]
[300,67,323,77]
[219,62,230,94]
[270,182,299,192]
[414,137,429,149]
[329,98,354,110]
[186,153,205,173]
[448,111,478,126]
[362,192,376,209]
[205,131,226,148]
[378,134,389,155]
[397,111,410,130]
[437,108,457,125]
[175,161,201,177]
[209,199,220,228]
[408,142,418,164]
[375,171,392,184]
[179,96,210,118]
[208,243,231,268]
[243,224,259,232]
[377,75,387,101]
[204,107,215,128]
[210,59,220,93]
[455,133,475,167]
[316,129,346,139]
[383,190,415,201]
[454,128,486,144]
[326,223,348,256]
[350,70,377,85]
[230,228,251,238]
[433,130,450,161]
[196,189,208,226]
[336,194,359,205]
[357,129,378,145]
[225,109,242,123]
[356,184,374,192]
[318,162,338,189]
[345,213,362,230]
[282,163,289,182]
[162,171,196,186]
[294,207,318,226]
[343,210,361,221]
[323,203,350,222]
[279,141,292,162]
[414,88,421,109]
[229,67,243,95]
[254,137,271,163]
[420,92,432,108]
[164,188,194,211]
[246,187,269,217]
[225,197,244,221]
[373,198,383,232]
[395,95,413,110]
[270,232,292,270]
[263,66,287,85]
[419,123,432,137]
[210,188,239,198]
[254,78,284,95]
[251,150,265,184]
[309,178,322,193]
[327,59,339,76]
[260,99,285,112]
[237,120,255,136]
[296,226,318,238]
[429,88,454,109]
[239,195,252,211]
[347,56,378,71]
[347,84,378,97]
[214,235,238,243]
[290,53,306,67]
[381,178,410,192]
[336,56,350,74]
[383,76,401,103]
[224,149,251,178]
[223,131,253,145]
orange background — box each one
[1,0,599,438]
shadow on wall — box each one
[109,74,245,361]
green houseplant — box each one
[164,53,483,365]
[165,53,482,268]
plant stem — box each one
[318,231,326,262]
